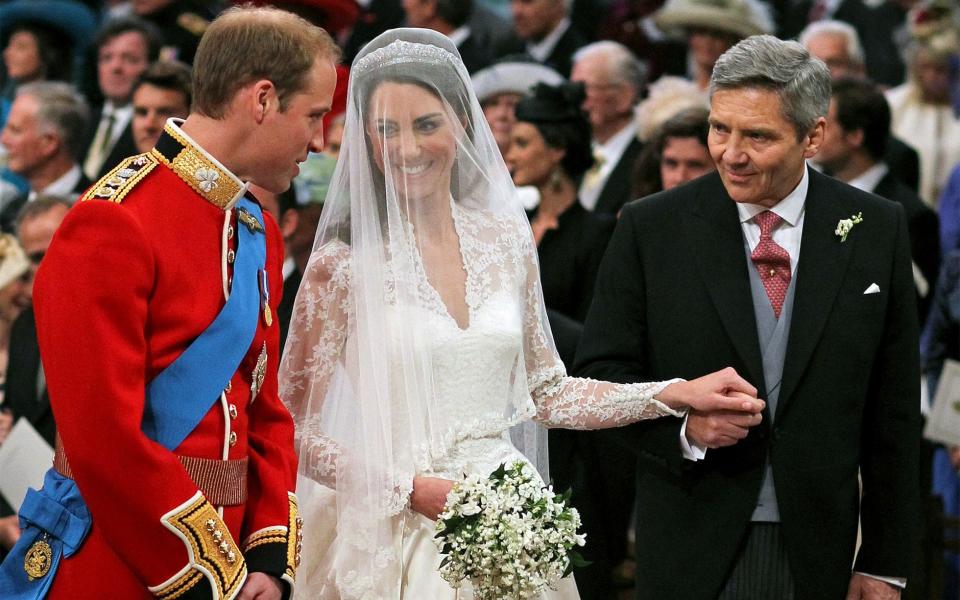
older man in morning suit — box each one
[576,36,919,599]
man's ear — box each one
[250,80,277,123]
[803,116,827,159]
[847,128,865,150]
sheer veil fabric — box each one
[279,28,681,599]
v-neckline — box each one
[413,199,473,332]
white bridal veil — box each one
[278,28,560,597]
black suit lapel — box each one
[684,175,766,391]
[778,170,856,418]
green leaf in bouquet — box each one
[563,550,592,577]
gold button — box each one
[227,225,234,240]
[229,431,237,446]
[229,404,238,419]
[769,269,775,276]
[227,249,236,264]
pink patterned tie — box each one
[751,211,791,318]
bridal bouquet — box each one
[434,461,588,599]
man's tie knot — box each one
[754,210,783,240]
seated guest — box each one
[130,60,191,154]
[571,41,646,216]
[886,1,960,207]
[815,76,940,321]
[799,19,920,192]
[653,0,773,91]
[632,106,713,199]
[277,152,336,353]
[472,59,563,157]
[0,82,89,231]
[510,0,586,77]
[0,196,70,554]
[506,81,618,599]
[402,0,495,73]
[82,17,160,181]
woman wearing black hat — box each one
[507,83,615,331]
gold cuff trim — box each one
[242,526,286,553]
[159,492,247,600]
[81,153,158,204]
[287,492,302,581]
[151,566,204,600]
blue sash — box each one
[0,198,266,599]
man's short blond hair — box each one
[192,6,340,119]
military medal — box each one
[259,269,272,326]
[24,535,53,580]
[251,343,267,402]
[238,208,264,234]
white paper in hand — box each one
[0,418,53,511]
[925,359,960,447]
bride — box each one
[278,28,763,599]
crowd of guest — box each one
[0,0,959,597]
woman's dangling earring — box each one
[549,166,564,193]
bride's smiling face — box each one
[366,81,459,202]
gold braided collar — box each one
[151,119,247,210]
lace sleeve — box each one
[519,232,687,430]
[279,242,351,487]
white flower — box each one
[834,212,863,242]
[459,501,481,516]
[195,167,220,193]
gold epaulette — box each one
[81,153,159,204]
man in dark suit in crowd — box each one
[815,76,940,323]
[510,0,585,77]
[0,83,90,231]
[576,35,920,599]
[571,40,645,217]
[401,0,495,73]
[798,19,920,193]
[0,197,70,553]
[81,17,160,181]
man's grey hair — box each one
[710,35,831,139]
[15,82,90,162]
[573,41,647,101]
[798,20,865,68]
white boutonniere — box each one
[834,212,863,242]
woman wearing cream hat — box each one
[653,0,774,90]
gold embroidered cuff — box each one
[287,492,303,583]
[157,492,247,600]
[150,567,204,600]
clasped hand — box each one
[657,367,765,449]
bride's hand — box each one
[656,367,764,414]
[411,476,455,520]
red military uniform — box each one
[33,121,300,599]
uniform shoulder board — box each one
[81,153,159,204]
[178,12,209,37]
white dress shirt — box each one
[28,164,83,203]
[525,18,570,63]
[579,122,638,211]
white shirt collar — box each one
[29,164,82,202]
[595,122,637,163]
[526,18,570,63]
[846,162,888,194]
[736,166,808,227]
[449,25,471,48]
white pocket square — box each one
[863,283,881,295]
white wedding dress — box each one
[283,203,683,599]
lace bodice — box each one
[279,205,684,491]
